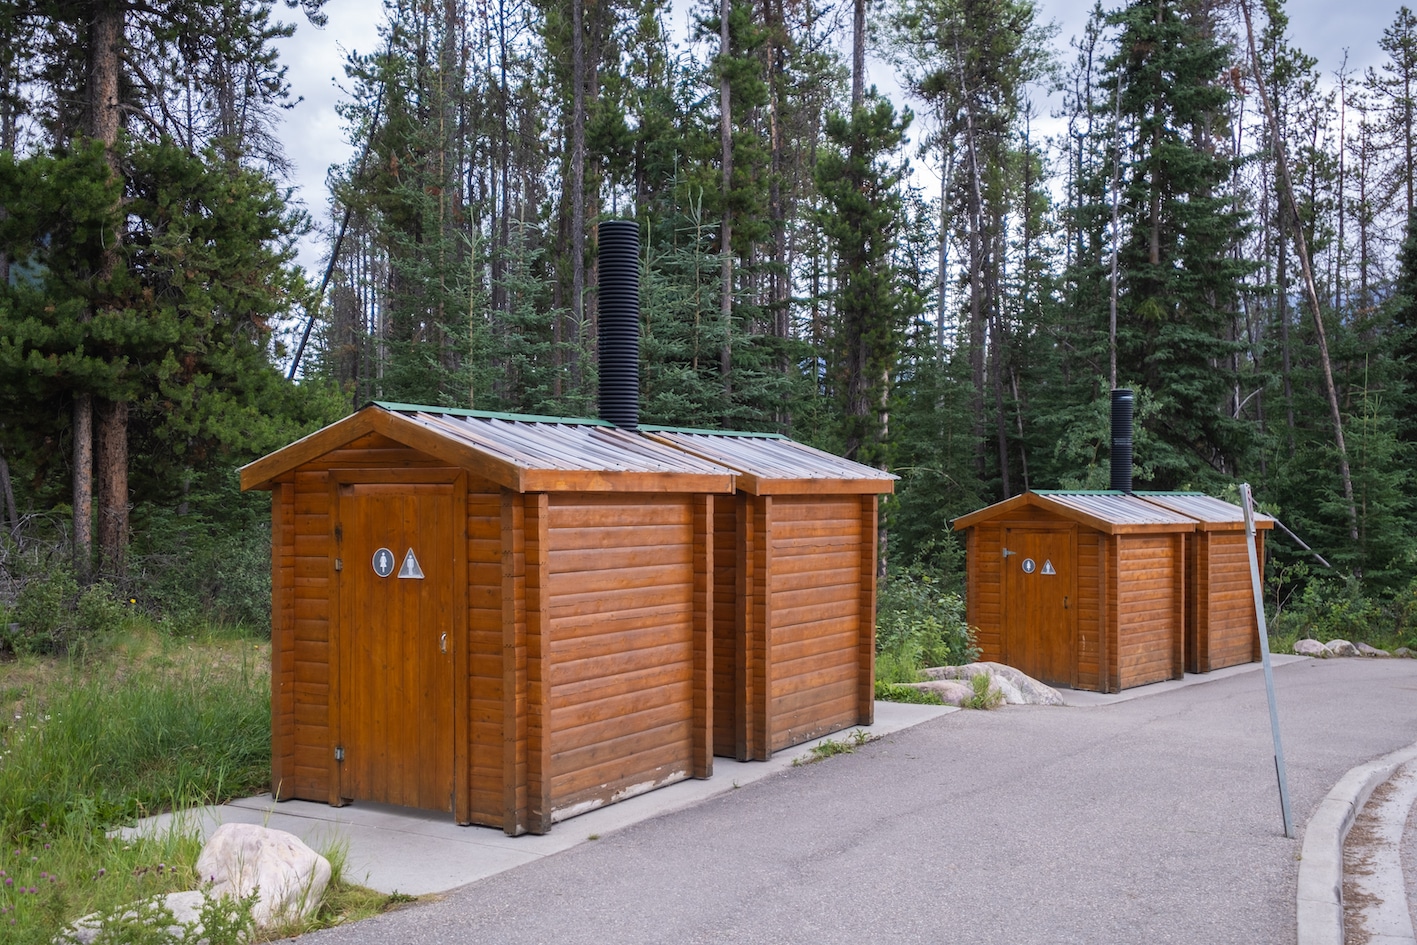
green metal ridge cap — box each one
[370,401,612,427]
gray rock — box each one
[61,891,211,944]
[924,662,1067,706]
[1356,642,1390,657]
[903,680,974,706]
[1325,639,1361,657]
[1293,639,1330,658]
[196,823,330,929]
[1395,647,1413,658]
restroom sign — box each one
[372,548,395,577]
[398,548,425,580]
[1042,559,1056,575]
[1022,558,1036,574]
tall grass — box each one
[0,631,271,943]
[0,657,270,835]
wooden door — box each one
[1002,526,1077,688]
[338,483,456,812]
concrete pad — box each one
[1058,655,1308,706]
[120,700,955,896]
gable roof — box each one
[1135,492,1275,531]
[240,403,736,494]
[643,428,897,495]
[952,491,1196,535]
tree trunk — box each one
[96,399,127,580]
[79,0,124,581]
[1240,0,1359,543]
[851,0,865,109]
[719,0,733,407]
[570,0,587,394]
[0,447,17,538]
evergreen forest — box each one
[4,0,1417,645]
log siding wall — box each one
[767,495,863,752]
[545,494,698,819]
[1115,534,1184,688]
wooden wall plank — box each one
[501,490,527,835]
[857,495,877,727]
[693,494,713,779]
[526,492,552,835]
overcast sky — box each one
[271,0,1406,276]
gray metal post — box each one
[1240,483,1295,839]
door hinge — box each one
[334,558,343,571]
[1002,548,1017,558]
[334,746,344,762]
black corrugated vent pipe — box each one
[1110,388,1134,494]
[598,219,640,430]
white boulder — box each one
[1356,642,1389,657]
[61,891,212,944]
[195,823,331,929]
[1293,639,1330,657]
[1325,639,1361,657]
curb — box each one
[1296,739,1417,945]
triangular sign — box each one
[398,548,425,579]
[1041,559,1056,575]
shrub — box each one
[875,563,978,684]
[3,570,124,657]
[873,681,944,705]
[127,513,271,634]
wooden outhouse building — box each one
[240,402,736,835]
[952,491,1196,693]
[645,430,896,761]
[1137,492,1274,674]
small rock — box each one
[924,662,1066,706]
[196,824,330,929]
[62,890,209,945]
[1356,642,1390,657]
[1293,639,1330,658]
[1396,647,1413,658]
[903,680,974,706]
[1325,639,1361,658]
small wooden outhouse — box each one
[1137,492,1274,674]
[952,491,1196,692]
[241,402,735,834]
[645,429,896,760]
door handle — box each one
[440,632,448,654]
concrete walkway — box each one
[121,701,955,896]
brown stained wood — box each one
[771,676,857,718]
[550,719,695,786]
[548,544,693,573]
[372,410,528,492]
[693,494,713,779]
[326,476,344,806]
[334,480,457,814]
[522,470,733,494]
[548,493,694,523]
[501,490,527,836]
[772,494,870,522]
[548,662,693,709]
[772,706,859,752]
[770,584,858,616]
[546,562,697,597]
[1001,524,1077,689]
[525,493,552,835]
[769,548,860,577]
[548,584,694,623]
[544,523,690,552]
[270,483,295,798]
[241,411,379,490]
[551,753,692,811]
[769,622,857,655]
[768,565,860,595]
[552,699,695,754]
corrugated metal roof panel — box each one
[646,430,897,494]
[398,409,730,475]
[1041,492,1197,526]
[1136,492,1275,529]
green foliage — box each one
[1267,572,1417,651]
[875,563,978,684]
[873,681,945,705]
[128,510,273,634]
[961,672,1003,710]
[792,729,874,765]
[0,656,269,836]
[3,568,124,658]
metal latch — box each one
[334,558,343,571]
[335,746,344,762]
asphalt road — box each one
[303,658,1417,945]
